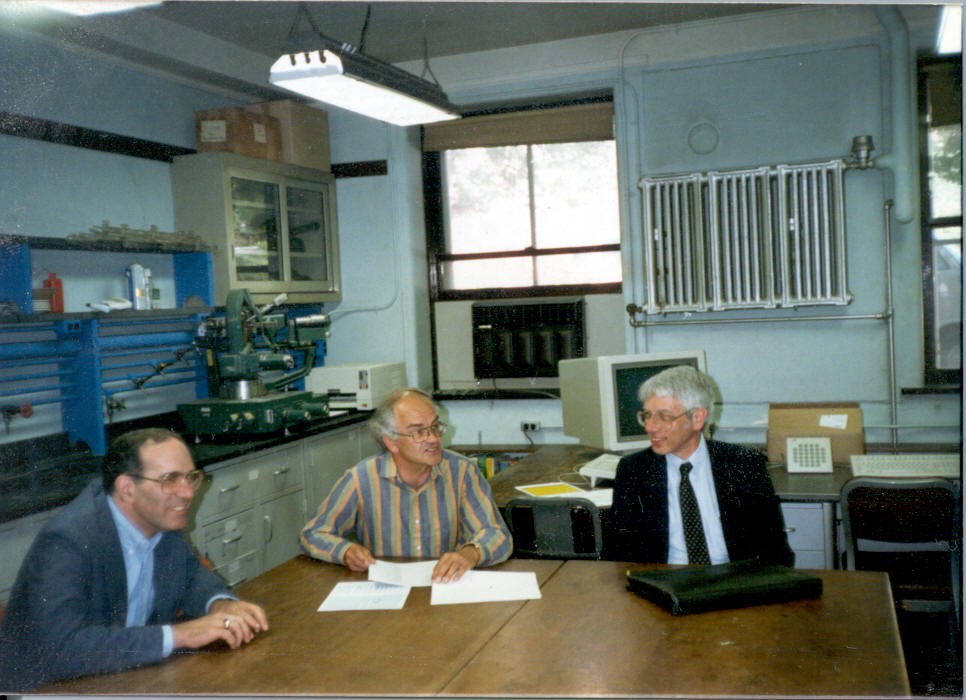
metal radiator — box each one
[640,159,849,313]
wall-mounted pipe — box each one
[874,5,917,224]
[625,307,890,327]
[883,199,899,449]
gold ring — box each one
[224,618,231,629]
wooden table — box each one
[42,557,909,697]
[41,556,563,696]
[442,560,911,697]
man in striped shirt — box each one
[300,388,513,582]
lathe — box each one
[178,289,331,437]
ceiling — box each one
[138,1,785,65]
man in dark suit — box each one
[606,366,793,567]
[0,428,269,692]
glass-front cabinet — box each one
[172,152,340,305]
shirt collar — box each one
[107,493,163,554]
[377,451,441,486]
[665,434,710,474]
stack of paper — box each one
[317,560,541,611]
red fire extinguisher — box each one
[43,272,64,313]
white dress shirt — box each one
[664,435,730,564]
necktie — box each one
[679,462,710,565]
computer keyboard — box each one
[849,453,961,478]
[578,453,622,483]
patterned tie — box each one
[679,462,710,565]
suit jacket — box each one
[0,481,230,692]
[605,440,794,567]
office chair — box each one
[840,477,961,628]
[504,496,603,559]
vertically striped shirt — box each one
[299,449,513,566]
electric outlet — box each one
[520,421,541,432]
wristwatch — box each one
[459,542,483,564]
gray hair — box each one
[638,365,716,412]
[368,387,437,444]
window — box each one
[424,101,621,300]
[918,57,962,386]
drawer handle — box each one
[219,484,240,494]
[273,468,290,477]
[222,534,243,545]
[784,527,797,534]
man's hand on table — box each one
[172,599,268,650]
[433,544,481,583]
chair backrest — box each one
[505,496,604,559]
[840,477,961,618]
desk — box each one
[490,445,849,568]
[488,444,853,507]
[42,557,909,697]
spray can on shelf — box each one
[43,272,64,313]
[143,267,157,309]
[126,263,150,310]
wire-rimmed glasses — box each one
[392,421,448,443]
[636,409,692,428]
[129,469,205,493]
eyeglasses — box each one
[392,421,448,443]
[129,470,205,493]
[636,410,692,428]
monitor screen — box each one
[559,350,707,452]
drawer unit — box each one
[202,510,257,567]
[781,501,835,569]
[252,444,303,500]
[193,465,258,525]
[211,550,258,588]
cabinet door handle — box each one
[263,515,273,542]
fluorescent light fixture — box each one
[36,1,161,16]
[270,33,460,126]
[937,4,962,55]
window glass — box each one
[531,142,620,248]
[929,124,962,219]
[437,140,621,293]
[443,146,531,254]
[920,57,962,383]
[932,233,961,370]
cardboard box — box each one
[767,402,865,465]
[246,100,330,171]
[195,107,282,162]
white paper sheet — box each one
[317,581,410,611]
[430,570,542,606]
[368,559,437,587]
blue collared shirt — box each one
[107,497,175,656]
[664,435,730,564]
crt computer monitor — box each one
[559,350,708,452]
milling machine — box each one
[177,289,332,437]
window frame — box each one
[422,100,622,302]
[917,55,962,388]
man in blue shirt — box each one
[606,366,793,567]
[0,428,268,692]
